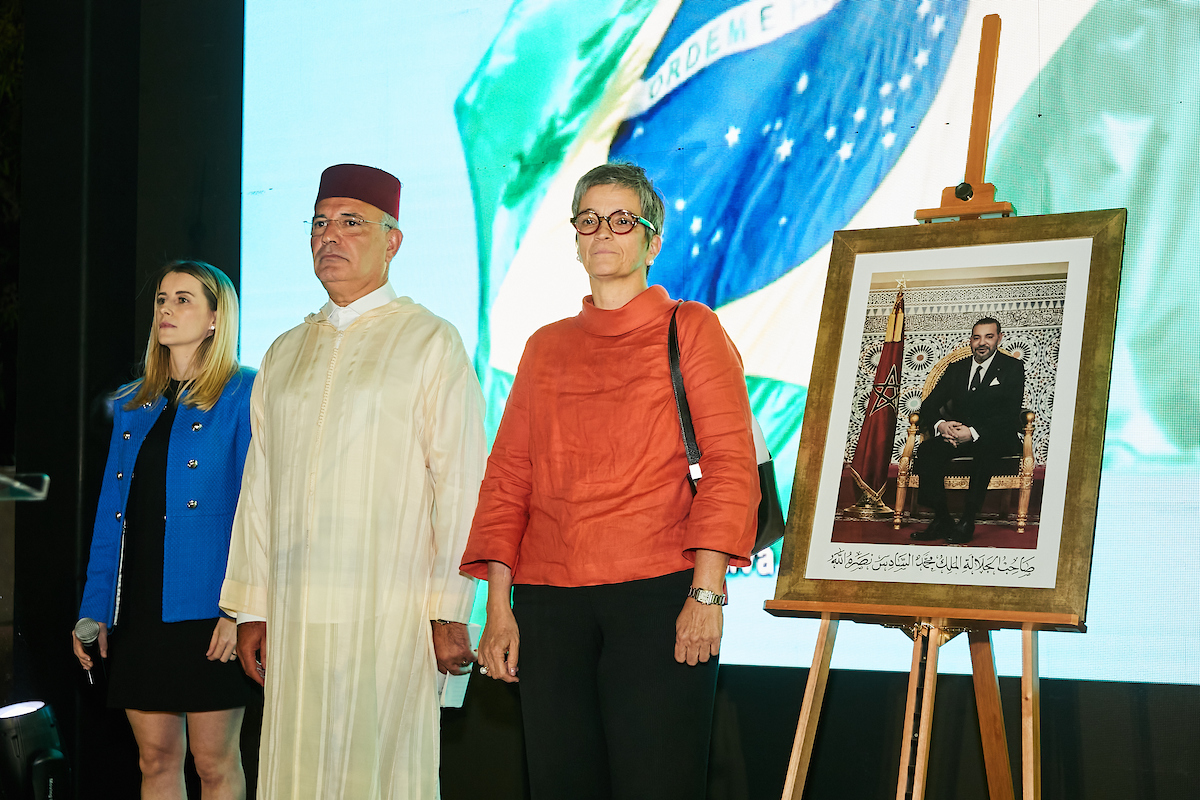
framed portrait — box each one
[770,209,1126,627]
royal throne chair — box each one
[892,345,1036,533]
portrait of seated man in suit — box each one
[911,317,1025,545]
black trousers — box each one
[512,570,719,800]
[915,435,1012,521]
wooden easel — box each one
[764,603,1080,800]
[914,14,1014,224]
[769,15,1061,799]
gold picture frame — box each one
[769,209,1126,630]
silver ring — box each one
[478,665,488,676]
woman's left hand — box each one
[206,616,238,663]
[674,599,723,666]
[676,549,731,665]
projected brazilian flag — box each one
[454,0,967,519]
[989,1,1199,462]
[455,0,1199,540]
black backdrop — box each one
[15,2,252,796]
[14,3,1197,799]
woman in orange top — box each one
[460,163,758,799]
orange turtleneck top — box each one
[460,285,759,587]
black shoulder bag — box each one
[668,304,786,554]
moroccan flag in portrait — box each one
[850,291,905,496]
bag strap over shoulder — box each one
[667,301,786,554]
[668,303,703,482]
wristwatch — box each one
[687,586,728,606]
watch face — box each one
[689,587,726,605]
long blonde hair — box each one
[122,260,240,412]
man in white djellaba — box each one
[221,163,485,799]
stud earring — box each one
[210,325,216,331]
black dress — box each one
[106,380,255,712]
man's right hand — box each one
[937,420,968,446]
[945,422,973,445]
[237,620,267,686]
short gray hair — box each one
[571,162,665,242]
[378,210,400,264]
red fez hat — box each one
[316,164,401,219]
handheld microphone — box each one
[73,618,105,686]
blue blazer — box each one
[79,366,256,628]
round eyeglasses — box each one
[569,210,657,236]
[307,216,393,237]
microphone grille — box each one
[75,617,100,645]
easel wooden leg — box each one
[780,613,838,800]
[969,629,1015,800]
[896,621,941,800]
[1022,626,1041,800]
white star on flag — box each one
[725,126,741,146]
[690,216,703,235]
[853,107,866,123]
[881,107,895,125]
[796,73,809,93]
[931,15,945,37]
[917,0,932,18]
[674,199,686,211]
[882,131,897,148]
[880,82,893,97]
[825,125,837,141]
[838,141,854,161]
[899,73,913,91]
[776,137,794,160]
[914,49,930,69]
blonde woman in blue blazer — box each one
[74,260,254,799]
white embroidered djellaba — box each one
[221,297,485,799]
